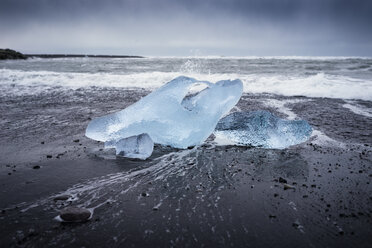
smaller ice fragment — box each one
[105,133,154,160]
[214,111,312,149]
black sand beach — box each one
[0,87,371,247]
[2,0,372,245]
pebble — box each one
[59,207,91,222]
[53,195,71,201]
[283,184,295,190]
[32,165,40,169]
[279,177,287,184]
[292,221,300,228]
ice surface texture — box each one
[86,76,243,149]
[215,111,312,149]
[104,133,154,160]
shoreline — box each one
[0,49,144,60]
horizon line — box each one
[24,54,372,60]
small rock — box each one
[283,184,295,190]
[292,221,300,228]
[46,155,52,158]
[152,206,159,211]
[53,195,70,201]
[59,207,91,222]
[32,165,41,169]
[27,228,38,237]
[73,139,80,143]
[279,177,287,184]
[41,141,45,144]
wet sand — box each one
[0,87,371,247]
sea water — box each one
[1,56,372,101]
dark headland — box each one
[0,48,27,60]
[0,48,144,60]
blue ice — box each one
[214,111,312,149]
[86,76,243,149]
[104,133,154,160]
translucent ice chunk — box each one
[86,76,243,148]
[104,133,154,159]
[214,111,312,149]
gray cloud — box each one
[0,0,371,56]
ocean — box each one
[1,56,372,100]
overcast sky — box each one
[1,0,371,56]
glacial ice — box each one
[104,133,154,159]
[86,76,243,149]
[214,111,312,149]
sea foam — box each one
[1,67,371,100]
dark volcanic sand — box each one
[0,87,371,247]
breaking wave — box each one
[1,68,371,100]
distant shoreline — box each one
[25,54,144,59]
[1,48,144,60]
